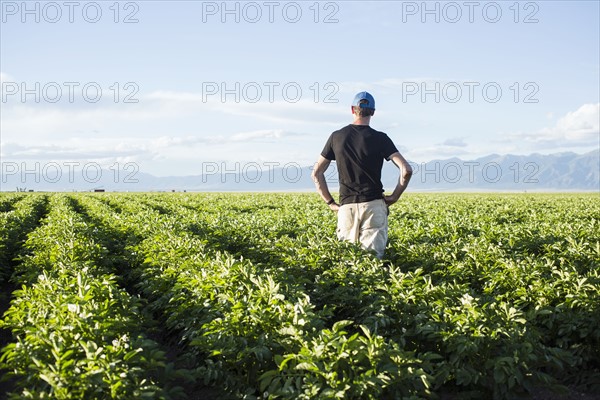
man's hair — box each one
[353,99,375,117]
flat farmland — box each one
[0,193,598,399]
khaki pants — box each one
[336,199,388,258]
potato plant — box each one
[0,192,598,399]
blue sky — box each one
[1,0,599,178]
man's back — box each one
[321,124,398,205]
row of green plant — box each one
[0,194,24,213]
[0,195,182,399]
[0,194,47,284]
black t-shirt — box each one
[321,124,398,205]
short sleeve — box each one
[320,133,336,160]
[381,133,399,160]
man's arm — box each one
[311,155,340,212]
[384,151,413,206]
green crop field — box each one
[0,192,598,400]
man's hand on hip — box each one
[384,195,399,206]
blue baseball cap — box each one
[352,91,375,110]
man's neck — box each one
[352,116,371,126]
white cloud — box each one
[0,72,14,84]
[148,129,303,147]
[146,91,204,102]
[0,140,156,162]
[0,72,16,97]
[1,129,304,162]
[209,99,345,125]
[442,137,468,147]
[507,103,599,148]
[0,86,329,175]
[1,103,172,138]
[230,129,300,142]
[143,89,346,124]
[409,144,472,162]
[546,103,599,141]
[404,136,474,162]
[1,89,345,142]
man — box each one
[311,91,412,258]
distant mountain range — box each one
[1,150,598,192]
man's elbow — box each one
[311,170,322,183]
[402,165,413,179]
